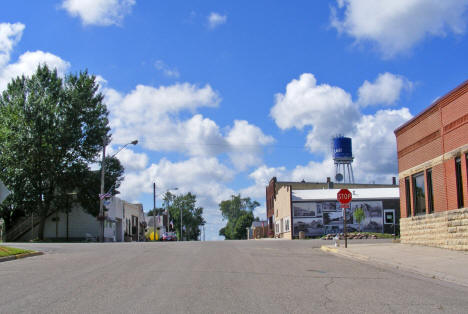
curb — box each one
[0,251,44,263]
[320,245,468,288]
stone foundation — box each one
[400,207,468,250]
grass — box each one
[0,246,33,257]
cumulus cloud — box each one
[61,0,135,26]
[271,73,359,154]
[226,120,275,170]
[108,147,148,172]
[0,23,24,67]
[0,51,70,91]
[103,82,274,169]
[208,12,227,29]
[357,72,413,106]
[269,73,414,185]
[331,0,468,57]
[154,60,180,78]
[0,23,70,92]
[351,108,412,183]
[240,165,286,199]
[118,156,236,240]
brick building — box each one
[394,80,468,250]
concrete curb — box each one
[320,245,468,288]
[0,251,44,263]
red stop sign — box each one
[337,189,352,205]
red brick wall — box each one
[432,163,447,212]
[395,81,468,214]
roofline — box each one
[275,181,396,187]
[394,79,468,135]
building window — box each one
[426,169,434,213]
[455,157,464,208]
[405,177,412,217]
[412,172,426,215]
[284,218,290,232]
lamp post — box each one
[99,139,138,242]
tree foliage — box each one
[0,65,117,239]
[218,194,259,240]
[164,192,205,241]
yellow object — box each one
[149,231,159,241]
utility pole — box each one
[180,206,183,241]
[99,138,106,242]
[153,182,156,241]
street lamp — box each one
[99,138,138,242]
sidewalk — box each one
[321,242,468,288]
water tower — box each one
[332,136,355,184]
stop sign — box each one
[337,189,352,205]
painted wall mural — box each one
[293,201,384,237]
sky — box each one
[1,0,468,240]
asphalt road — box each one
[1,240,468,314]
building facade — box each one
[394,80,468,250]
[14,196,145,242]
[266,177,399,239]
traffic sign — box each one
[337,189,352,205]
[337,189,352,249]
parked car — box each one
[162,232,177,241]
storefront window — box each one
[456,157,464,208]
[426,169,434,213]
[405,177,412,217]
[412,172,426,215]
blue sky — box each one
[1,0,468,240]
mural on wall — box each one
[293,202,322,217]
[293,201,384,236]
[293,218,324,236]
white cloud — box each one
[109,147,148,172]
[331,0,468,57]
[240,165,286,199]
[103,82,274,169]
[357,72,413,106]
[290,158,335,182]
[0,23,24,67]
[351,108,412,183]
[269,73,414,185]
[0,23,70,92]
[208,12,227,29]
[154,60,180,78]
[271,73,360,154]
[118,156,236,241]
[61,0,135,26]
[226,120,275,170]
[0,51,70,91]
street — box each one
[1,240,468,314]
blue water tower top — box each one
[333,136,353,159]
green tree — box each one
[218,194,259,240]
[0,65,112,239]
[165,192,205,241]
[354,207,366,231]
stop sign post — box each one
[337,189,352,248]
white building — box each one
[15,196,145,242]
